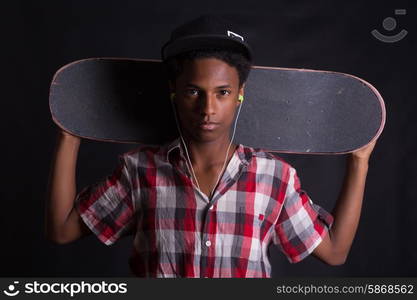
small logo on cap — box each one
[227,30,244,41]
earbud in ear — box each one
[238,95,244,102]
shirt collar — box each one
[165,137,252,166]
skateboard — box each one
[49,58,385,154]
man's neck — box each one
[181,135,237,171]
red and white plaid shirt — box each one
[75,137,334,277]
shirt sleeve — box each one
[272,165,334,263]
[74,154,136,246]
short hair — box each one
[163,48,252,88]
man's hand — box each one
[351,139,377,162]
[58,128,81,142]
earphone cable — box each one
[170,97,243,198]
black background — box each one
[1,0,416,277]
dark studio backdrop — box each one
[1,0,416,277]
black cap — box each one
[161,15,252,61]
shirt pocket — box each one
[234,206,265,262]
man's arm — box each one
[312,139,377,265]
[45,129,91,244]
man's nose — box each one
[200,93,216,115]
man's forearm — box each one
[45,131,81,240]
[329,155,369,261]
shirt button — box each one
[205,240,211,247]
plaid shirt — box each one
[75,137,334,277]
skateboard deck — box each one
[49,58,385,154]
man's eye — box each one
[219,90,231,96]
[186,89,199,96]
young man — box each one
[46,15,377,277]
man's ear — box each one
[239,83,245,96]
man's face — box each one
[171,57,244,143]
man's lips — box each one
[198,122,220,130]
